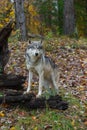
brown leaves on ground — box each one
[5,37,87,101]
[0,37,87,129]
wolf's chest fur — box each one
[30,61,43,75]
[26,55,53,80]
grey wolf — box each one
[24,40,59,97]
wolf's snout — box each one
[35,53,38,56]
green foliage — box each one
[45,31,53,40]
[33,0,59,34]
[58,0,64,34]
[75,0,87,36]
[33,0,87,37]
[8,29,20,43]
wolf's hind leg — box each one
[44,80,51,93]
[51,73,59,94]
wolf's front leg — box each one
[27,70,33,92]
[37,71,44,97]
[24,70,33,94]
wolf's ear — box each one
[29,40,31,44]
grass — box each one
[13,89,86,130]
[15,110,74,130]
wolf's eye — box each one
[38,46,43,49]
[31,46,34,49]
[28,46,34,49]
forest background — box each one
[0,0,87,39]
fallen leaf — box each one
[10,126,16,130]
[34,127,38,130]
[32,116,37,120]
[0,111,5,117]
[77,86,84,91]
[71,120,75,126]
[84,121,87,126]
[44,124,52,129]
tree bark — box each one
[0,21,13,73]
[14,0,27,41]
[63,0,75,35]
[0,74,26,89]
[0,21,26,89]
[85,0,87,36]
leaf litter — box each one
[0,37,87,129]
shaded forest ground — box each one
[0,36,87,130]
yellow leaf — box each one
[0,111,5,117]
[71,120,75,126]
[28,5,34,12]
[10,127,16,130]
[5,18,9,22]
[10,11,14,16]
[0,24,3,28]
[34,127,38,130]
[5,7,9,11]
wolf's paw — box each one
[23,91,30,95]
[36,93,42,98]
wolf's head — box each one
[26,40,44,63]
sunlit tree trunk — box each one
[63,0,75,35]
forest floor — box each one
[0,36,87,130]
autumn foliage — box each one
[0,0,14,28]
[0,0,87,37]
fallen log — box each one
[0,90,68,110]
[0,74,26,90]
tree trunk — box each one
[0,21,26,89]
[0,21,13,73]
[85,0,87,36]
[63,0,75,35]
[14,0,27,41]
